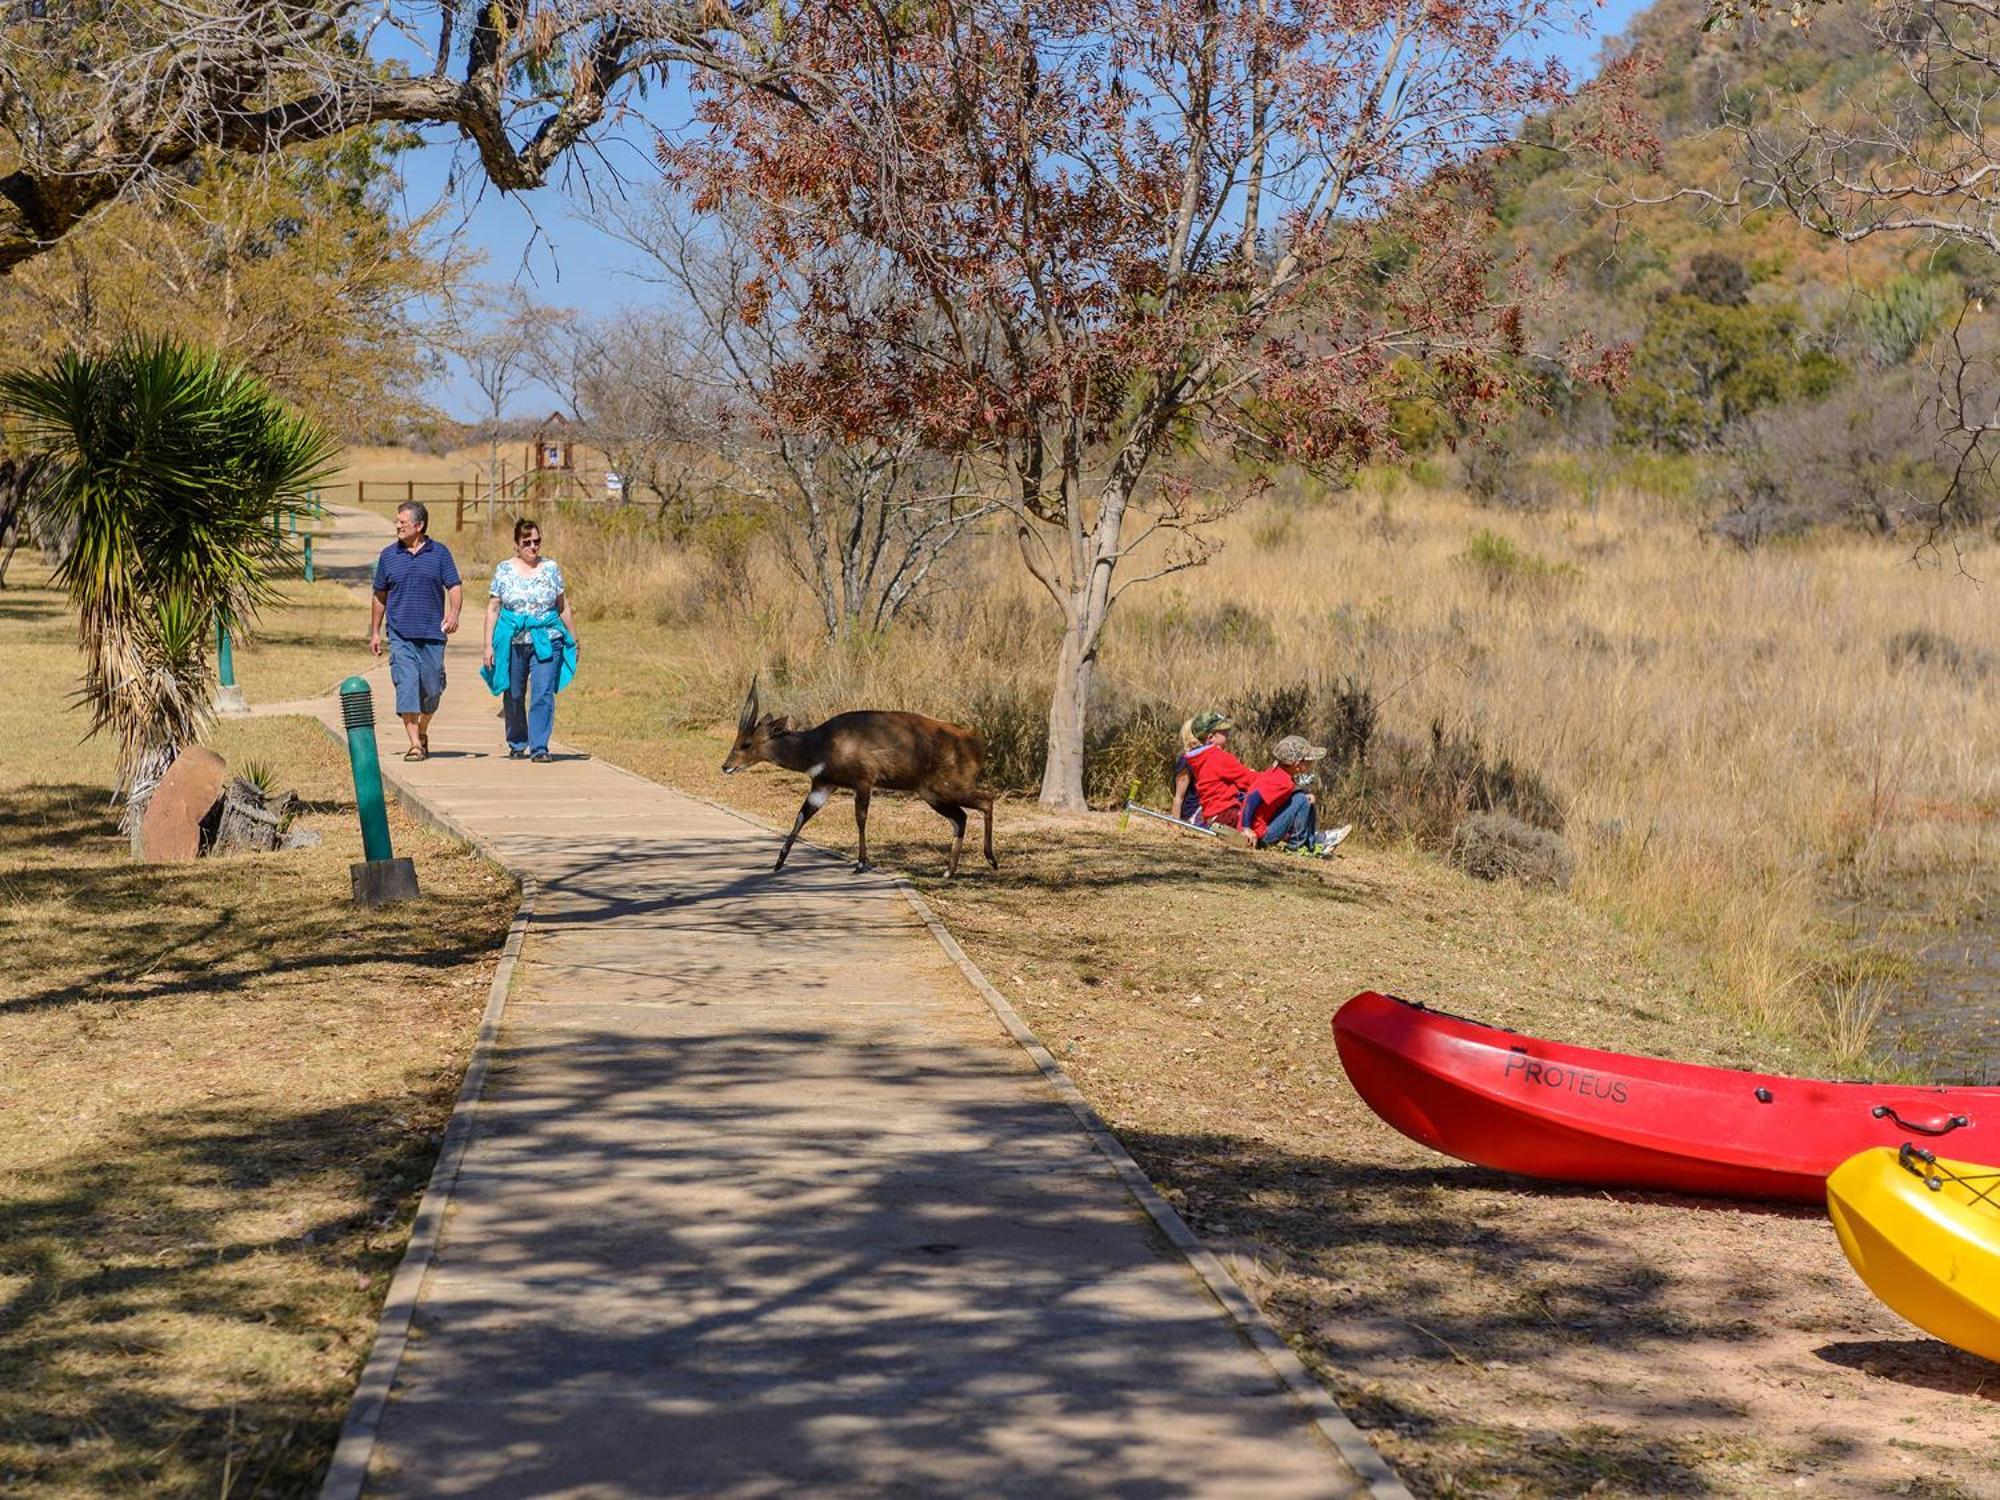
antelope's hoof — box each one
[852,860,872,875]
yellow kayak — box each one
[1826,1145,2000,1363]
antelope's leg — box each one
[853,784,873,871]
[930,799,968,878]
[974,793,997,868]
[776,784,829,871]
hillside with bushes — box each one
[1458,0,2000,539]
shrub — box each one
[1718,369,1953,541]
[967,683,1047,795]
[1450,811,1576,890]
[1683,251,1750,307]
[971,664,1565,838]
[1853,276,1953,367]
[1084,685,1183,806]
[1135,597,1276,654]
[964,679,1182,805]
[1613,294,1848,451]
[1456,528,1578,596]
[688,509,763,611]
[1251,509,1299,550]
[1229,680,1314,751]
[1342,719,1564,850]
[1461,440,1515,507]
[1319,674,1378,768]
[1886,626,1995,683]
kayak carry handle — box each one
[1897,1142,1947,1191]
[1872,1104,1970,1136]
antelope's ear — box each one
[763,714,791,734]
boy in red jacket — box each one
[1240,735,1352,855]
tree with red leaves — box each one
[671,0,1634,808]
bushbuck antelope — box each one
[721,679,997,877]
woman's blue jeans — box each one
[1257,793,1317,849]
[504,639,560,755]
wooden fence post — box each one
[455,480,466,532]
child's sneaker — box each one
[1317,824,1353,854]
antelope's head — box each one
[721,676,790,773]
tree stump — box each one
[213,778,296,855]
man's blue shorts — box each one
[386,631,447,716]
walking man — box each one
[369,501,462,761]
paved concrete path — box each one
[293,509,1377,1498]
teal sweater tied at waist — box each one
[481,608,578,696]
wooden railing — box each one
[313,471,621,531]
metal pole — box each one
[303,535,315,583]
[339,677,420,902]
[1119,778,1139,830]
[1122,801,1221,838]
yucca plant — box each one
[0,341,337,815]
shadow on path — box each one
[372,1022,1353,1499]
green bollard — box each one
[288,507,297,535]
[340,677,420,902]
[303,534,315,583]
[216,616,247,714]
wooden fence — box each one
[313,470,625,531]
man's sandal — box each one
[404,746,426,762]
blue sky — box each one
[398,0,1649,421]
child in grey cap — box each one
[1239,735,1352,855]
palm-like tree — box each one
[0,341,337,813]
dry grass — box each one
[1,564,516,1496]
[445,460,2000,1058]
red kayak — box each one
[1333,991,2000,1202]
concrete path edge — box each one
[895,883,1414,1500]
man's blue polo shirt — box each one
[373,537,462,642]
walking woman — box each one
[481,517,579,762]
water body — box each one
[1860,900,2000,1086]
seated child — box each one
[1182,711,1255,827]
[1170,721,1206,823]
[1240,735,1351,854]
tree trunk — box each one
[1039,617,1095,810]
[1032,465,1129,811]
